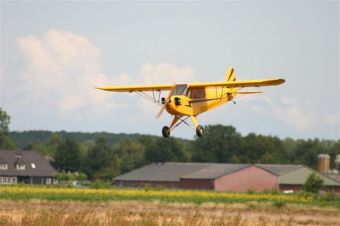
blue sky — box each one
[0,1,339,140]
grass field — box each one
[0,186,339,225]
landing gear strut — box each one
[162,115,204,138]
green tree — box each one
[145,137,187,163]
[293,139,327,167]
[113,139,145,173]
[53,137,81,172]
[303,173,324,193]
[46,133,64,156]
[239,134,287,163]
[93,154,121,180]
[0,108,16,149]
[83,137,112,180]
[191,125,241,163]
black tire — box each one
[162,126,170,138]
[196,125,204,137]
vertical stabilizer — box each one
[225,66,236,81]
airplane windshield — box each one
[174,84,188,95]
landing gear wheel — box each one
[162,126,170,138]
[196,125,204,137]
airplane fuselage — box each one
[165,86,237,116]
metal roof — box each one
[277,166,340,186]
[181,164,251,179]
[255,164,303,176]
[115,162,251,181]
[0,150,56,177]
[115,162,214,182]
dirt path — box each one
[0,200,339,226]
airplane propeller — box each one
[156,86,175,118]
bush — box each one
[321,192,336,202]
[272,201,286,208]
[303,173,323,194]
[56,171,87,182]
[76,173,88,181]
[91,179,112,189]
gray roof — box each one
[115,162,213,182]
[181,164,251,179]
[0,150,56,177]
[255,164,303,176]
[115,162,251,181]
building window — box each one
[16,164,26,170]
[0,164,8,170]
[0,177,14,184]
[46,178,52,185]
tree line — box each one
[1,108,339,181]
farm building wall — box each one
[279,184,340,194]
[115,180,179,188]
[180,178,214,190]
[213,165,278,192]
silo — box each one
[317,154,330,174]
[335,154,340,170]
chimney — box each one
[317,154,330,174]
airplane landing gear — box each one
[161,116,204,138]
[162,126,170,138]
[196,125,204,137]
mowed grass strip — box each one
[0,186,338,208]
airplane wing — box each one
[188,78,285,89]
[96,84,175,92]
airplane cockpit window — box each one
[174,84,188,95]
[189,88,206,99]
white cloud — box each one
[323,113,339,127]
[15,29,196,121]
[58,95,87,119]
[16,29,115,118]
[138,63,195,84]
[241,95,315,130]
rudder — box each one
[225,66,236,81]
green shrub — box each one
[272,201,286,208]
[91,179,112,189]
[303,173,323,194]
[321,191,336,202]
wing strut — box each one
[135,90,163,105]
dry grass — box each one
[0,200,339,226]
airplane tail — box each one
[225,66,236,82]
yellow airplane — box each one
[96,67,285,138]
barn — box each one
[115,162,340,193]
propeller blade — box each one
[156,105,166,118]
[156,86,175,118]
